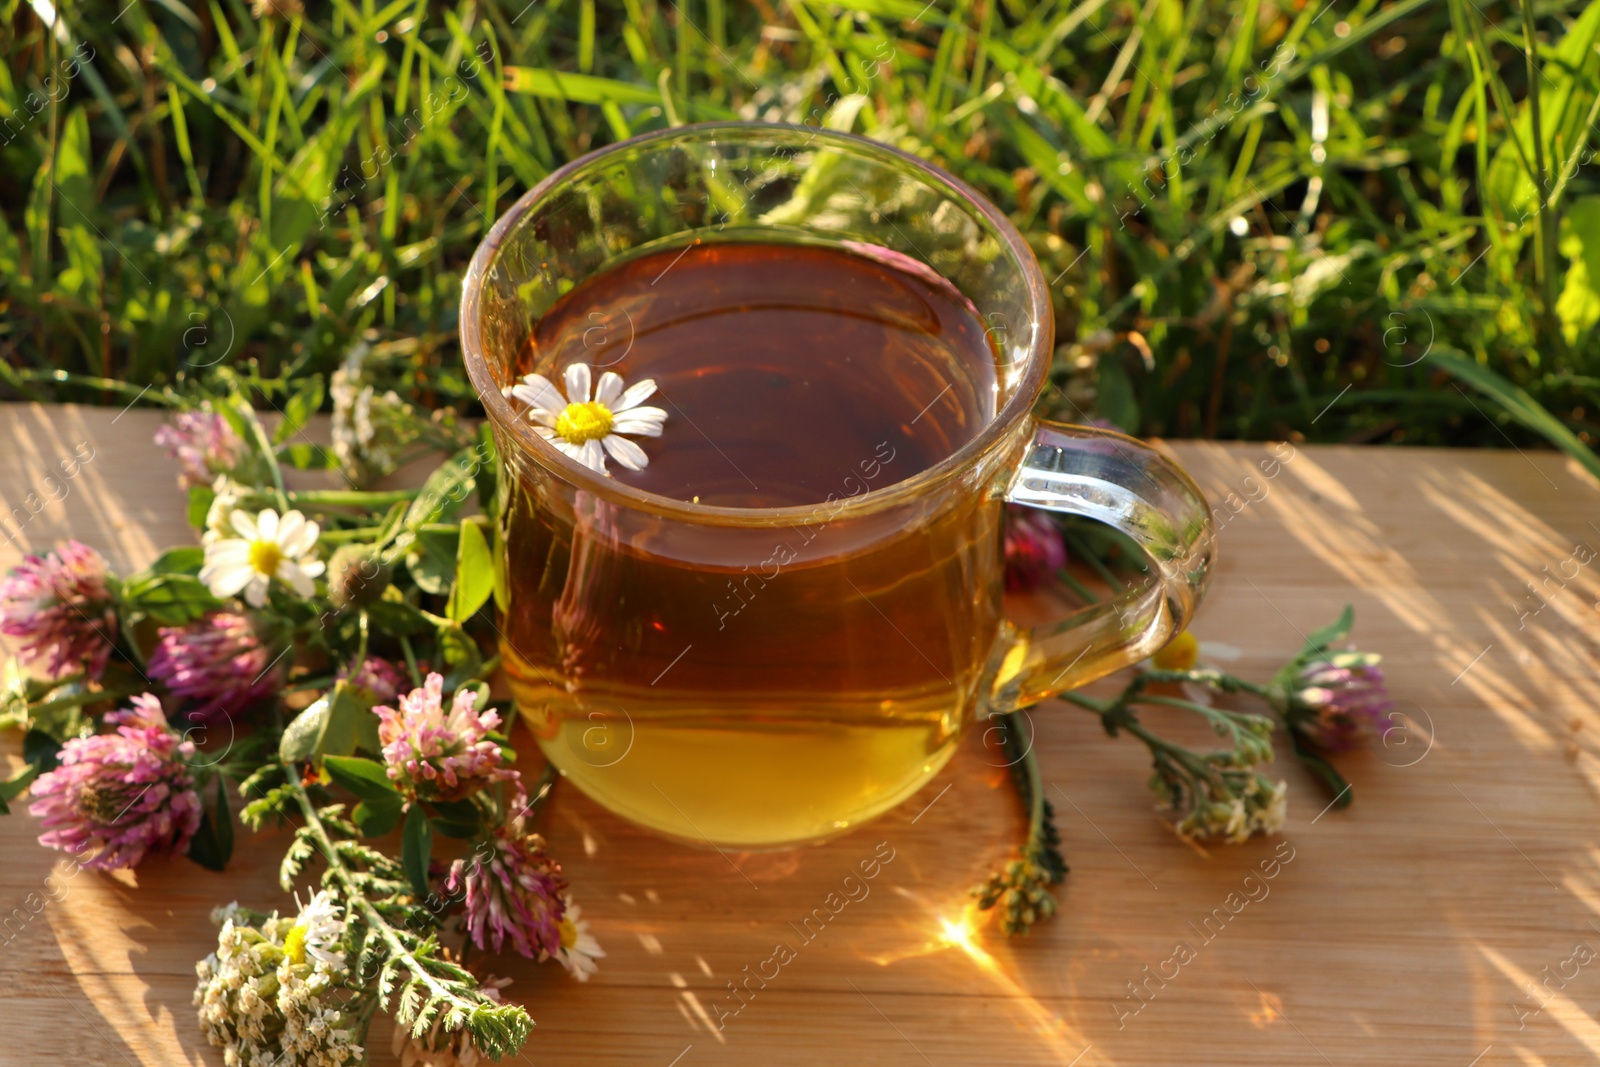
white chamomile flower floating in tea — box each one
[200,507,325,607]
[508,362,667,476]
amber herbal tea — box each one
[497,241,1010,848]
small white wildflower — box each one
[510,362,667,476]
[200,507,325,607]
[554,899,605,982]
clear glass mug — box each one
[461,124,1214,849]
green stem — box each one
[30,685,145,718]
[281,773,472,1026]
[352,610,370,672]
[1053,566,1100,605]
[289,489,421,507]
[317,528,389,545]
[1137,667,1275,700]
[399,635,423,687]
[1061,527,1123,590]
[8,369,180,405]
[238,401,291,512]
[523,762,560,822]
[1520,0,1562,349]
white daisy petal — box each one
[553,439,583,459]
[1200,641,1244,662]
[564,363,592,403]
[613,410,667,436]
[613,378,658,411]
[282,563,317,598]
[229,511,259,540]
[513,374,566,412]
[256,508,279,542]
[594,371,625,407]
[533,425,558,440]
[300,559,326,579]
[243,573,271,608]
[602,434,649,471]
[527,408,559,428]
[579,439,606,473]
[290,517,321,558]
[276,510,308,554]
[203,558,255,598]
[205,541,253,566]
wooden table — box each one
[3,402,1599,1066]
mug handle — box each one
[989,420,1217,713]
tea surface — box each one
[522,241,998,506]
[500,241,1009,847]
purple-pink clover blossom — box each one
[1284,651,1391,752]
[374,673,512,801]
[153,406,244,489]
[148,612,279,724]
[28,694,202,869]
[445,796,567,960]
[1003,505,1068,593]
[0,540,119,680]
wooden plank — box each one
[1,403,1599,1065]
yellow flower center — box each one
[283,922,308,965]
[558,915,578,951]
[554,401,614,444]
[1152,629,1199,671]
[249,538,284,577]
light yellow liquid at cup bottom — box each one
[505,658,968,849]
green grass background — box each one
[2,0,1599,475]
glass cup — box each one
[461,123,1214,850]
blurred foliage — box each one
[2,0,1599,469]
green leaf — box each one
[324,755,402,802]
[122,573,225,626]
[214,774,234,864]
[427,797,481,838]
[1298,605,1354,661]
[474,425,499,514]
[1096,358,1140,433]
[315,682,367,761]
[144,546,207,576]
[1431,347,1600,486]
[406,446,482,529]
[185,776,234,870]
[1557,196,1600,343]
[0,763,40,814]
[353,794,404,837]
[274,375,326,445]
[438,624,484,690]
[407,525,460,596]
[187,484,215,530]
[448,519,494,623]
[401,802,433,897]
[187,811,228,870]
[280,696,331,763]
[23,729,62,772]
[366,596,433,637]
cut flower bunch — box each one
[0,371,593,1063]
[975,510,1391,935]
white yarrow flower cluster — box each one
[1176,774,1288,844]
[331,342,421,486]
[194,893,362,1067]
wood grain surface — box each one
[2,402,1600,1067]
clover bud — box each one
[326,544,393,609]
